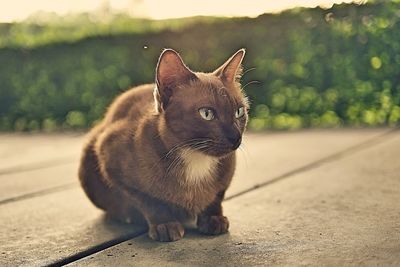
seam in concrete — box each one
[45,230,147,267]
[225,127,399,201]
[0,157,77,176]
[0,183,77,206]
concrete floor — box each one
[0,129,399,266]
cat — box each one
[79,48,249,242]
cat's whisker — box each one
[150,138,208,173]
[238,145,250,169]
[189,140,214,151]
[164,153,183,179]
[164,138,209,158]
[242,80,261,91]
[241,67,256,78]
[192,144,212,153]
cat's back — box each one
[105,83,155,124]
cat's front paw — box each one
[197,215,229,235]
[148,221,185,242]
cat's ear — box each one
[154,49,196,112]
[213,48,245,85]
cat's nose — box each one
[226,131,242,150]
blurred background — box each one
[0,0,399,132]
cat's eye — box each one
[199,108,215,121]
[235,107,245,118]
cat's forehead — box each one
[192,73,242,100]
[194,73,224,89]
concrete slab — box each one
[0,133,83,174]
[0,162,78,204]
[71,131,400,266]
[0,188,145,267]
[230,128,390,196]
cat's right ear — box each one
[213,49,245,86]
[154,49,196,112]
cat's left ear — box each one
[213,48,246,85]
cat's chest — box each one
[179,149,219,186]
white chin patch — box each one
[179,148,219,186]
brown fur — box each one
[79,49,248,242]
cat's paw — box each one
[197,215,229,235]
[148,221,185,242]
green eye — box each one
[199,108,215,121]
[235,107,245,118]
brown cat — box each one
[79,48,249,242]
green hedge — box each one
[1,2,400,131]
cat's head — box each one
[154,49,249,157]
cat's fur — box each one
[79,48,248,242]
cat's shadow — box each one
[98,213,147,234]
[131,229,234,264]
[96,214,233,263]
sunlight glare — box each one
[0,0,356,22]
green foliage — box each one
[0,2,400,131]
[0,14,223,49]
